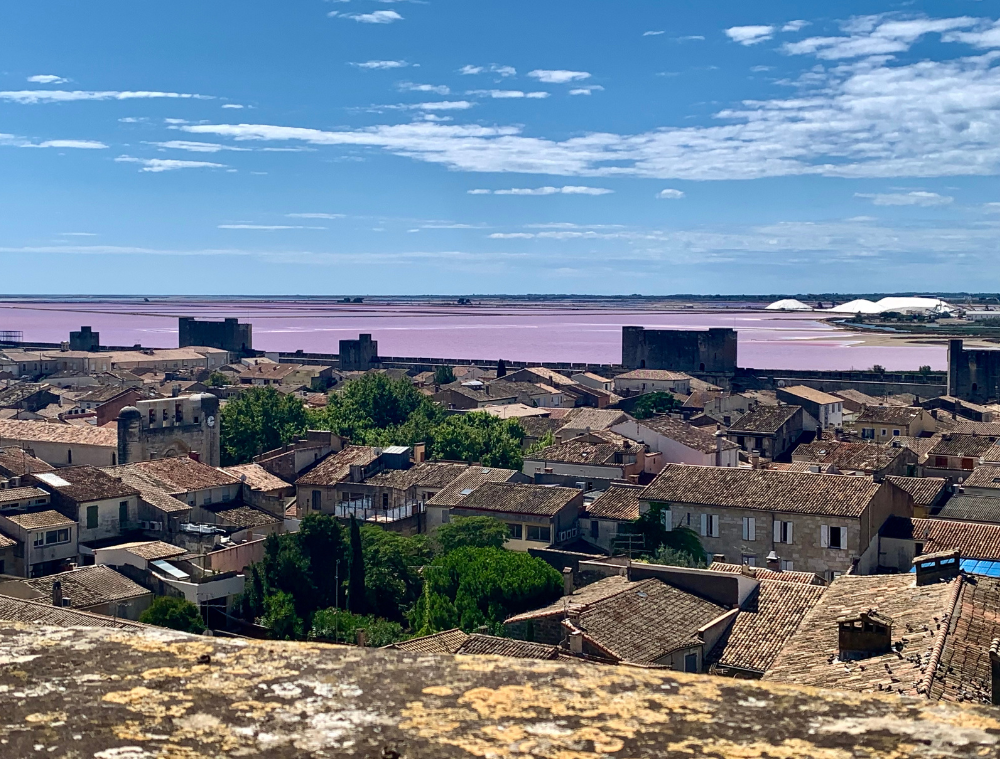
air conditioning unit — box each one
[0,479,8,490]
[148,522,162,531]
[9,476,21,488]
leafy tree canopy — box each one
[360,525,432,622]
[434,365,456,385]
[139,596,206,634]
[626,502,706,563]
[435,516,509,555]
[631,392,682,420]
[207,371,232,387]
[220,385,309,465]
[431,412,525,469]
[524,430,555,457]
[310,608,407,647]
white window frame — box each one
[742,516,756,542]
[699,514,720,538]
[773,519,793,544]
[781,560,794,571]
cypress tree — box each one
[496,359,506,378]
[347,515,367,614]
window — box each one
[507,523,523,539]
[111,453,116,466]
[892,429,900,437]
[0,560,4,574]
[119,501,129,526]
[527,525,551,542]
[861,428,875,439]
[781,560,794,571]
[880,429,887,436]
[162,409,169,422]
[700,514,720,538]
[203,493,213,506]
[175,403,183,423]
[382,493,389,508]
[934,456,948,468]
[312,491,322,510]
[741,517,756,541]
[33,532,44,547]
[961,458,975,471]
[736,436,745,448]
[86,505,99,529]
[773,520,793,544]
[441,512,450,524]
[590,520,599,539]
[741,554,757,567]
[66,449,72,465]
[149,409,156,426]
[45,530,69,545]
[821,525,845,549]
[684,652,698,673]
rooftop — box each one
[0,596,145,629]
[0,418,117,447]
[884,475,947,508]
[0,447,54,476]
[99,467,193,514]
[585,483,644,521]
[559,407,630,432]
[455,482,581,517]
[615,369,691,381]
[928,433,1000,459]
[708,562,826,586]
[105,540,187,561]
[792,440,911,473]
[222,463,292,492]
[3,509,75,529]
[881,517,1000,561]
[936,496,1000,525]
[506,575,641,624]
[454,634,562,660]
[729,405,801,434]
[362,461,469,492]
[0,486,49,505]
[632,415,738,454]
[34,466,140,503]
[641,464,884,518]
[205,503,282,529]
[388,628,469,655]
[856,405,926,425]
[295,445,381,487]
[764,573,957,695]
[962,465,1000,491]
[426,467,521,507]
[778,385,843,405]
[526,431,638,467]
[114,457,240,494]
[929,576,1000,703]
[20,565,150,608]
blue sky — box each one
[1,1,999,295]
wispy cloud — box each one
[0,90,211,104]
[528,69,591,84]
[27,74,68,84]
[473,186,613,196]
[398,82,450,95]
[786,15,978,59]
[147,140,250,153]
[725,25,775,45]
[23,139,108,149]
[856,191,954,206]
[218,224,326,230]
[115,155,226,172]
[222,104,245,109]
[657,189,685,199]
[643,30,665,37]
[781,20,809,33]
[569,86,604,96]
[286,213,345,219]
[459,64,516,77]
[944,20,1000,48]
[467,89,549,99]
[351,60,411,69]
[330,9,402,23]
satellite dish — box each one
[207,415,216,428]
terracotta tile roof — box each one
[927,433,999,459]
[0,532,16,549]
[505,575,641,624]
[881,517,1000,561]
[455,482,580,517]
[792,440,911,473]
[559,408,630,432]
[574,578,729,664]
[363,461,469,492]
[295,446,381,487]
[0,486,49,505]
[4,510,75,529]
[99,468,192,514]
[222,463,292,492]
[519,416,563,439]
[764,574,957,695]
[857,405,927,425]
[935,496,1000,525]
[34,466,139,503]
[241,363,302,380]
[885,476,947,508]
[514,367,578,387]
[633,415,738,454]
[109,540,187,560]
[935,420,1000,437]
[426,467,520,507]
[928,576,1000,704]
[0,447,54,476]
[527,432,638,467]
[777,385,842,405]
[708,563,826,586]
[0,418,117,447]
[0,595,146,629]
[893,435,942,464]
[641,464,884,518]
[206,503,281,529]
[22,565,150,608]
[729,405,801,434]
[960,465,1000,491]
[708,579,827,674]
[455,634,562,660]
[116,457,240,494]
[585,484,643,521]
[615,370,691,381]
[389,628,469,654]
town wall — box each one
[178,317,252,353]
[622,326,737,372]
[947,339,1000,403]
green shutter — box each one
[87,505,99,529]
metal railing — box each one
[333,500,424,523]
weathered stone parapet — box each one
[1,622,999,757]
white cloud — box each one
[489,232,534,239]
[657,189,685,199]
[468,89,549,99]
[855,191,954,206]
[147,140,250,153]
[644,31,665,37]
[725,25,775,45]
[786,16,978,59]
[286,213,345,219]
[27,74,68,84]
[399,83,450,94]
[569,86,604,96]
[459,65,483,75]
[413,100,473,111]
[467,189,491,194]
[781,20,809,33]
[59,232,97,236]
[528,69,591,84]
[222,104,245,109]
[0,90,210,104]
[23,140,107,149]
[182,43,1000,181]
[676,35,705,41]
[218,224,325,230]
[944,20,1000,49]
[332,9,402,23]
[984,202,1000,213]
[459,64,516,77]
[352,60,411,69]
[485,186,613,196]
[115,155,226,172]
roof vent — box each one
[838,609,893,660]
[913,549,960,586]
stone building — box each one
[621,326,737,373]
[69,326,100,352]
[948,338,1000,403]
[117,394,221,468]
[726,405,804,460]
[339,333,379,371]
[178,317,252,354]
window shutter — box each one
[773,519,781,543]
[785,521,793,544]
[821,524,829,548]
[700,514,708,537]
[742,518,749,541]
[748,517,755,541]
[711,515,720,538]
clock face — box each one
[207,415,216,428]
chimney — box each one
[172,384,181,398]
[51,580,63,608]
[569,630,583,654]
[413,442,426,463]
[912,549,960,586]
[766,550,780,571]
[991,639,1000,706]
[751,450,760,470]
[838,609,893,660]
[355,628,367,648]
[562,567,574,597]
[714,425,724,467]
[188,451,200,463]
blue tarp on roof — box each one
[908,558,1000,577]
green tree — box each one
[919,365,932,375]
[360,525,432,622]
[220,386,309,465]
[434,365,456,385]
[207,371,232,387]
[139,596,206,634]
[410,546,562,635]
[627,502,706,563]
[310,609,407,647]
[347,516,367,614]
[496,359,506,378]
[262,591,304,640]
[524,430,556,457]
[431,412,525,469]
[297,513,348,611]
[653,545,708,568]
[435,516,509,554]
[631,392,682,420]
